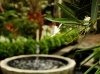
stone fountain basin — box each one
[0,54,76,74]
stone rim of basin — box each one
[0,54,76,73]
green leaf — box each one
[81,52,99,66]
[0,16,5,20]
[56,3,79,22]
[76,44,100,52]
[95,67,100,74]
[4,10,18,19]
[45,17,79,25]
[91,0,100,23]
[84,61,99,74]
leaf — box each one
[45,17,79,25]
[91,0,100,23]
[80,52,99,66]
[4,10,18,18]
[76,44,100,52]
[84,61,99,74]
[95,67,100,74]
[0,16,5,20]
[56,3,79,22]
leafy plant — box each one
[11,41,24,56]
[44,36,56,51]
[0,42,13,60]
[93,47,100,61]
[24,38,36,54]
[45,0,100,73]
[39,29,79,54]
[63,29,79,44]
[39,39,49,54]
[52,35,62,48]
[54,34,65,46]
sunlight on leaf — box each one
[45,17,79,24]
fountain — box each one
[0,54,76,74]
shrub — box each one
[24,38,36,54]
[0,42,13,60]
[11,41,24,56]
[39,39,49,54]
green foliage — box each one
[0,38,36,59]
[45,17,79,25]
[2,0,29,12]
[39,29,79,53]
[24,38,36,54]
[0,28,79,59]
[0,42,13,59]
[93,47,100,60]
[0,10,39,39]
[55,34,65,45]
[52,35,62,48]
[63,29,79,44]
[39,39,49,54]
[44,36,56,50]
[17,19,39,38]
[11,41,24,56]
[84,61,99,74]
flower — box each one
[6,23,15,32]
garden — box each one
[0,0,100,74]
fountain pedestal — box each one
[0,55,76,74]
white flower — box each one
[0,36,10,43]
[83,15,90,26]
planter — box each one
[0,54,76,74]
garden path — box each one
[78,33,100,48]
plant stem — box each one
[76,44,100,52]
[84,61,99,74]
